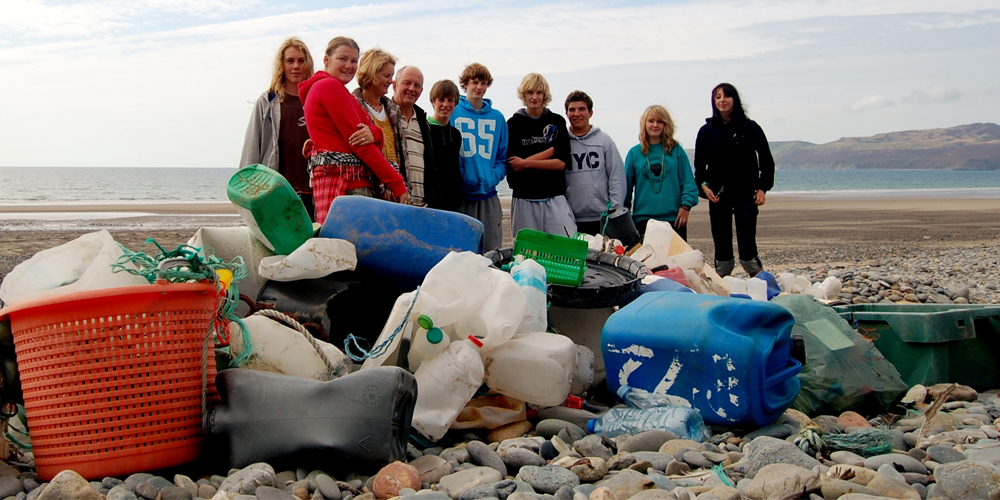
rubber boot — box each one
[204,366,417,470]
[741,257,763,277]
[715,259,736,277]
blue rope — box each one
[344,287,421,362]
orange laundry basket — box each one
[0,282,219,480]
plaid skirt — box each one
[309,152,372,224]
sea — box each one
[2,166,1000,206]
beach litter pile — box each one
[0,165,997,500]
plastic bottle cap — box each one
[563,395,583,409]
[586,418,597,433]
[616,385,631,399]
[417,314,433,330]
[614,245,625,255]
[467,335,483,348]
[426,327,444,345]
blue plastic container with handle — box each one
[319,196,484,289]
[601,291,801,428]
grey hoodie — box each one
[565,126,626,222]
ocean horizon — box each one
[2,166,1000,205]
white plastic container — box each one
[188,226,276,309]
[452,268,526,351]
[231,315,349,381]
[0,230,149,306]
[511,257,547,334]
[414,252,495,329]
[482,331,576,406]
[362,291,417,369]
[411,336,485,441]
[407,322,451,372]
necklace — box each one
[645,148,665,194]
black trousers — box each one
[708,197,758,262]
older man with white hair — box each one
[392,65,438,207]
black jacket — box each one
[694,116,775,200]
[424,114,464,211]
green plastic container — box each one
[227,165,313,256]
[833,304,1000,389]
[513,229,588,287]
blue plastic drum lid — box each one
[601,291,802,428]
[319,196,485,289]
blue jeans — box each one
[708,197,759,263]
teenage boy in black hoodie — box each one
[506,73,576,239]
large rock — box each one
[37,470,103,500]
[216,463,277,497]
[927,383,978,402]
[734,437,822,479]
[502,447,547,471]
[618,431,676,453]
[821,479,878,500]
[458,479,520,500]
[744,464,821,500]
[934,461,1000,500]
[410,455,454,484]
[516,466,580,495]
[568,458,609,483]
[0,476,22,498]
[866,473,919,500]
[467,441,508,477]
[593,469,658,500]
[863,454,928,475]
[373,461,422,499]
[438,467,504,499]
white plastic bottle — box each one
[452,268,526,351]
[511,257,547,334]
[411,335,485,442]
[407,315,452,372]
[481,331,576,406]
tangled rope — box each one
[794,422,893,458]
[344,287,421,362]
[112,239,254,367]
[253,309,348,380]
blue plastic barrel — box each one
[601,291,801,428]
[319,196,484,288]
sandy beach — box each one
[2,195,999,299]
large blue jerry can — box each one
[319,196,484,288]
[602,291,801,428]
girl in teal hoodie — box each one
[624,105,699,240]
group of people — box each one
[240,37,774,278]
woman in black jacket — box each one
[694,83,774,277]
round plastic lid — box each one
[467,335,483,348]
[417,314,433,330]
[426,327,444,345]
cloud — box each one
[906,86,962,103]
[847,95,895,113]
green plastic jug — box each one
[227,165,312,256]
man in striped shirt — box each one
[392,66,432,206]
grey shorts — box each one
[461,195,503,251]
[511,196,577,240]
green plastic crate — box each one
[513,229,588,287]
[833,304,1000,389]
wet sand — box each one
[1,196,999,280]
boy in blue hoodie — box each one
[450,63,508,250]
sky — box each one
[1,0,998,168]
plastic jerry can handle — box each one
[762,358,803,413]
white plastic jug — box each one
[746,277,768,301]
[482,331,576,406]
[411,336,484,441]
[407,321,452,372]
[511,257,547,335]
[231,315,349,381]
[362,291,418,369]
[452,268,526,351]
[414,251,495,330]
[0,230,149,306]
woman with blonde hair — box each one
[624,105,699,240]
[297,37,408,223]
[240,37,317,218]
[352,47,407,191]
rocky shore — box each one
[2,382,998,500]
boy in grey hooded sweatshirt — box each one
[564,91,626,235]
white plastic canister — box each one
[482,331,576,406]
[411,336,485,441]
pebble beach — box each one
[1,193,999,500]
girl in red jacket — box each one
[298,36,409,223]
